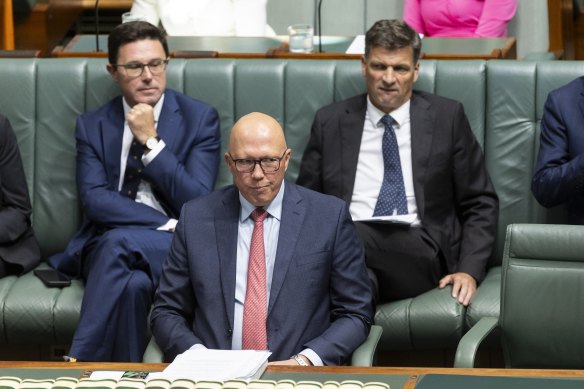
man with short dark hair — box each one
[48,21,221,362]
[297,19,498,306]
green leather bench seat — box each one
[0,58,577,358]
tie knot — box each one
[251,208,268,223]
[380,115,395,129]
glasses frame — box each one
[229,149,289,173]
[113,58,169,78]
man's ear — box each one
[224,152,233,170]
[106,64,118,81]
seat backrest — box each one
[0,58,580,268]
[267,0,404,35]
[500,223,584,368]
[507,0,549,58]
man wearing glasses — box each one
[48,21,221,362]
[150,112,372,365]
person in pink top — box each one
[404,0,517,38]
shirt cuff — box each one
[142,139,166,166]
[157,218,178,231]
[300,348,323,366]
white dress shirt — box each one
[349,97,420,225]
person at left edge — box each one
[0,114,41,278]
[47,21,221,362]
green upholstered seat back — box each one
[0,57,579,268]
[501,223,584,368]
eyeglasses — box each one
[114,58,169,78]
[229,149,288,173]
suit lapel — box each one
[578,84,584,120]
[156,90,181,151]
[268,183,305,316]
[215,187,240,331]
[409,93,434,220]
[103,97,125,189]
[340,95,368,202]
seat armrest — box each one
[351,325,382,366]
[142,336,164,363]
[454,317,498,368]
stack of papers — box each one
[156,349,271,381]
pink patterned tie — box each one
[242,207,269,350]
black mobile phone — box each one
[34,269,71,288]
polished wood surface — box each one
[80,0,132,9]
[1,0,15,50]
[52,35,517,60]
[13,0,82,56]
[549,0,576,59]
[3,361,584,389]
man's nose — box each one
[382,68,395,83]
[141,66,154,80]
[251,162,265,179]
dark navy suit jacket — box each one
[532,76,584,224]
[48,89,221,276]
[150,182,373,365]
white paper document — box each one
[345,33,424,54]
[345,35,365,54]
[160,349,271,380]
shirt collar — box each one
[239,180,285,222]
[122,93,165,123]
[366,96,411,129]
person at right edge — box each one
[532,76,584,223]
[297,19,499,306]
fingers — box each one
[438,274,452,289]
[126,104,156,143]
[438,272,477,306]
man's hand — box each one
[126,103,157,144]
[438,272,477,306]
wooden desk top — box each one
[2,362,584,389]
[80,0,132,9]
[52,35,517,61]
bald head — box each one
[228,112,287,153]
[225,112,291,207]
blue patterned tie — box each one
[373,115,408,216]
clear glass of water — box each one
[287,24,314,53]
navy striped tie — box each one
[373,115,408,216]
